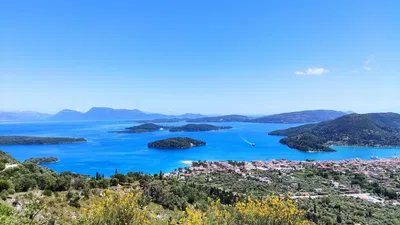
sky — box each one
[1,0,399,115]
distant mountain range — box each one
[0,111,51,121]
[184,110,349,123]
[0,108,351,123]
[250,110,348,123]
[49,107,204,121]
[269,113,400,152]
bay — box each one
[1,120,399,176]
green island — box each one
[0,136,87,146]
[148,137,206,149]
[23,157,59,165]
[115,123,232,134]
[169,124,232,132]
[269,113,400,152]
[116,123,166,133]
[0,149,399,224]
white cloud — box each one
[363,55,374,71]
[306,68,329,75]
[363,66,371,71]
[294,68,329,75]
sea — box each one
[1,120,400,177]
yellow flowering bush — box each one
[173,195,310,225]
[78,190,310,225]
[78,190,154,225]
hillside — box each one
[187,115,251,122]
[0,136,87,146]
[251,110,348,123]
[148,137,206,149]
[269,113,400,152]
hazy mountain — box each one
[269,112,400,152]
[251,110,348,123]
[50,109,85,121]
[49,107,204,121]
[0,111,51,121]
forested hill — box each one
[269,113,400,152]
[251,110,347,123]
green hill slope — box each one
[269,113,400,152]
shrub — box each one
[42,190,53,197]
[14,176,37,192]
[0,180,10,191]
[0,163,5,171]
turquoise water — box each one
[1,121,400,176]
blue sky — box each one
[1,1,399,115]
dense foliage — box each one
[269,113,400,152]
[0,136,86,145]
[148,137,206,149]
[280,133,335,152]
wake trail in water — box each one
[241,137,253,146]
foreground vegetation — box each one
[0,150,399,224]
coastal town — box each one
[167,158,400,205]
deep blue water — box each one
[1,121,400,176]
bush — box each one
[42,190,53,197]
[0,180,10,191]
[110,178,119,186]
[0,163,5,171]
[14,176,37,192]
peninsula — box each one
[0,136,87,146]
[24,157,59,164]
[269,113,400,152]
[148,137,206,149]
